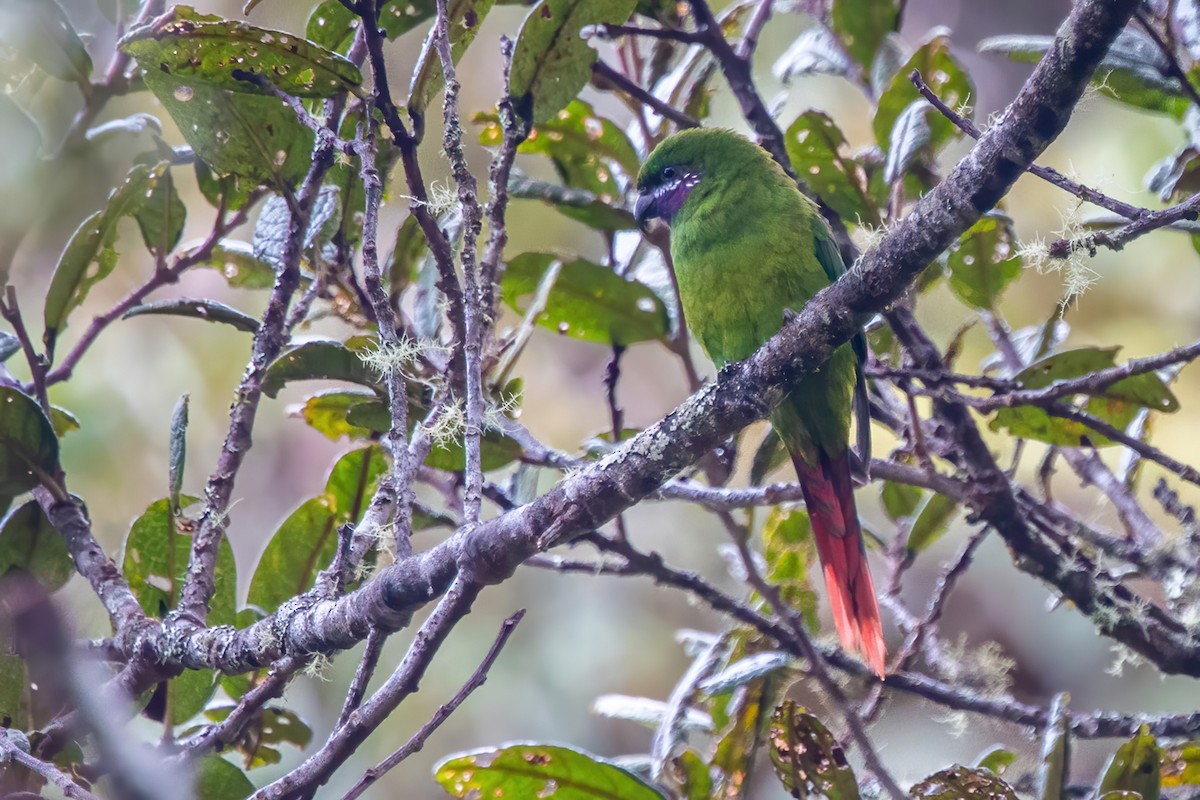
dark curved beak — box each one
[634,191,658,229]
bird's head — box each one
[634,128,779,228]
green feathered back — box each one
[639,129,856,463]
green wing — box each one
[812,223,872,471]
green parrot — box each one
[635,128,885,678]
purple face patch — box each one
[652,171,701,223]
[635,170,702,226]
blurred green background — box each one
[6,0,1200,795]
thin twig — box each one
[592,61,700,129]
[0,733,102,800]
[340,609,525,800]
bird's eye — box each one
[662,167,677,181]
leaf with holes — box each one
[123,298,260,333]
[0,388,59,496]
[407,0,497,117]
[1099,726,1161,800]
[912,766,1019,800]
[121,6,361,97]
[501,253,669,345]
[478,100,640,195]
[0,500,72,591]
[195,240,277,289]
[307,0,436,54]
[435,742,665,799]
[769,701,860,800]
[830,0,899,73]
[875,30,973,153]
[509,0,640,123]
[946,212,1022,310]
[124,51,314,185]
[761,507,819,630]
[785,111,879,227]
[1162,742,1200,787]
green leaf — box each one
[195,755,256,800]
[292,389,380,441]
[122,7,361,97]
[911,766,1020,800]
[479,100,640,193]
[123,298,261,333]
[501,253,669,346]
[990,348,1180,447]
[786,110,880,227]
[674,748,714,800]
[122,497,235,724]
[123,497,236,625]
[0,500,73,591]
[975,747,1017,776]
[830,0,899,74]
[247,497,338,613]
[307,0,437,54]
[880,480,921,522]
[385,214,427,297]
[202,703,314,769]
[196,240,278,289]
[875,30,973,153]
[761,508,819,630]
[0,387,59,496]
[407,0,497,117]
[509,0,639,123]
[0,96,45,239]
[123,23,317,185]
[0,0,92,83]
[946,212,1022,310]
[1163,742,1200,787]
[135,163,187,256]
[980,30,1188,117]
[44,161,172,344]
[907,492,958,555]
[435,742,665,799]
[1099,726,1161,800]
[262,336,382,398]
[425,429,524,473]
[0,654,33,730]
[324,445,387,521]
[769,700,860,800]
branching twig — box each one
[340,609,525,800]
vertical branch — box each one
[431,0,486,524]
[176,144,337,624]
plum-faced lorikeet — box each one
[634,128,886,678]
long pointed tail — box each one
[790,448,886,678]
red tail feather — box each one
[791,449,886,679]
